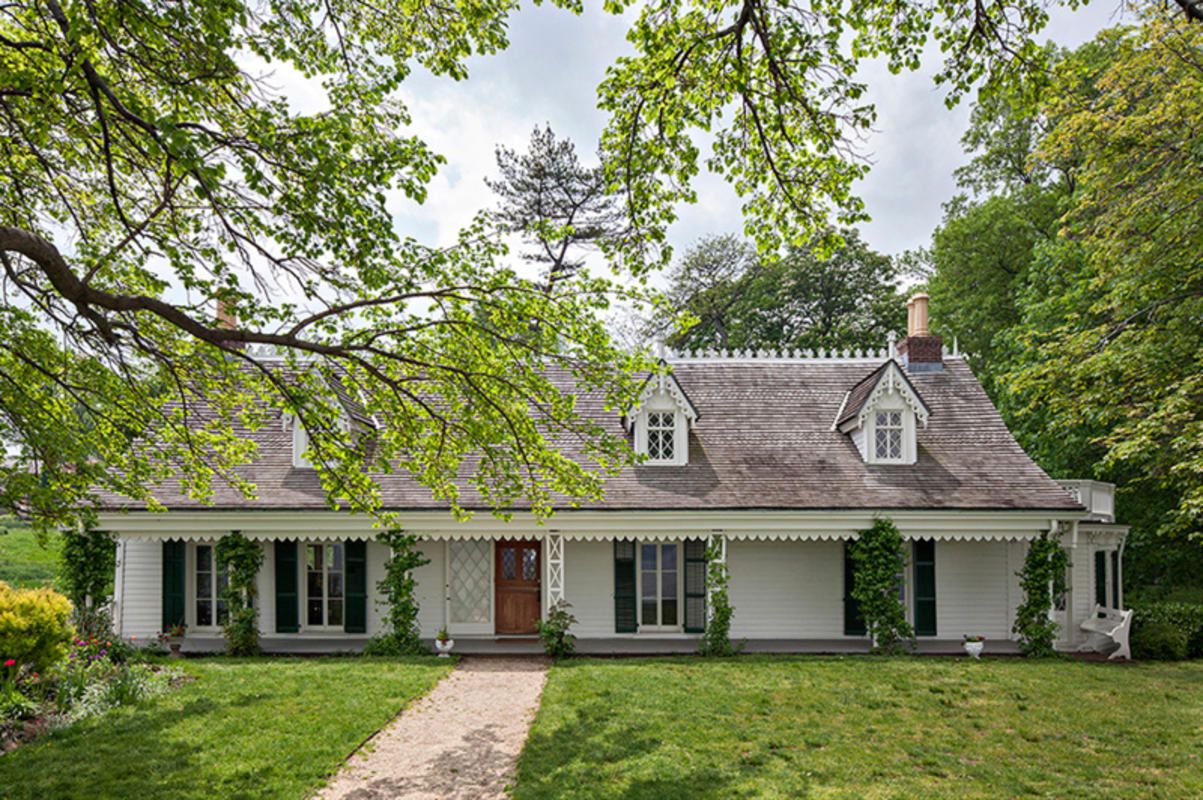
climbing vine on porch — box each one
[699,538,735,656]
[1013,531,1070,657]
[364,529,431,656]
[850,518,915,654]
[58,524,116,639]
[215,531,265,656]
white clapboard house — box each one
[99,295,1129,655]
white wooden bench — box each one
[1079,604,1132,660]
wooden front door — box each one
[495,540,541,634]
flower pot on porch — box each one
[167,637,184,658]
[434,638,455,657]
[963,640,984,659]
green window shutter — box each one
[161,540,186,630]
[1094,550,1107,608]
[683,539,707,633]
[275,540,300,633]
[913,539,937,636]
[843,542,866,636]
[614,540,637,633]
[1110,550,1120,609]
[345,539,367,633]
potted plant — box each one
[962,634,985,659]
[434,627,454,657]
[159,623,187,658]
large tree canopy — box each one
[921,6,1203,594]
[663,231,903,353]
[0,0,1102,529]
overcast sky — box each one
[379,1,1127,269]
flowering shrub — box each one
[53,659,179,723]
[0,581,75,673]
[535,601,578,660]
[2,625,183,745]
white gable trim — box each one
[838,361,930,433]
[629,371,698,428]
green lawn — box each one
[0,523,59,589]
[0,657,452,799]
[514,656,1203,799]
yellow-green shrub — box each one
[0,581,74,672]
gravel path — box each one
[318,657,549,800]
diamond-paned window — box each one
[646,411,676,462]
[449,540,491,624]
[874,411,904,461]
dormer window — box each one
[627,370,698,467]
[646,412,677,462]
[288,412,351,469]
[874,411,904,461]
[835,360,930,467]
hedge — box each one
[1131,601,1203,659]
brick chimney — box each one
[216,297,237,331]
[897,293,943,371]
[215,297,245,350]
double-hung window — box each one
[639,543,680,629]
[874,411,904,461]
[195,544,229,628]
[306,542,345,628]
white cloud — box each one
[373,2,1126,259]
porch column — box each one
[1117,537,1126,609]
[546,533,565,613]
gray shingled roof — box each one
[97,357,1082,512]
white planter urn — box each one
[963,640,984,659]
[434,638,455,657]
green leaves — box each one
[215,531,266,655]
[850,518,914,655]
[1,0,1077,530]
[662,230,904,353]
[1013,532,1069,657]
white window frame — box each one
[189,542,229,632]
[864,393,917,465]
[292,421,311,469]
[633,393,688,466]
[873,410,905,463]
[637,542,683,632]
[303,541,346,631]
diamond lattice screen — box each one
[449,540,491,624]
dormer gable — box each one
[282,371,377,469]
[285,411,355,469]
[626,370,698,466]
[835,360,930,465]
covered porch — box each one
[104,508,1106,654]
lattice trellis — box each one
[449,540,490,624]
[546,534,565,609]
